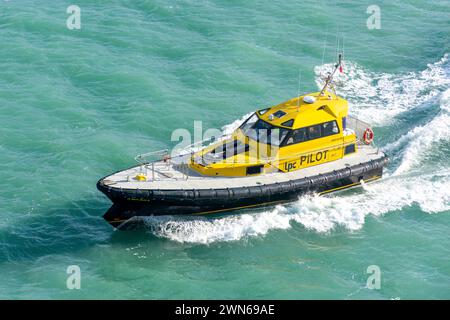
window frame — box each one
[281,120,340,147]
[322,120,340,137]
[239,113,291,146]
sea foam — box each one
[314,54,450,125]
[384,88,450,175]
[142,172,449,243]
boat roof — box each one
[258,91,349,129]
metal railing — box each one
[133,134,233,181]
[347,115,371,145]
[135,149,170,165]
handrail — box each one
[134,132,233,165]
[347,115,372,144]
[135,149,170,165]
[133,134,233,181]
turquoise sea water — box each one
[0,0,449,299]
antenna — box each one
[321,27,329,67]
[319,52,343,97]
[297,69,302,112]
[335,25,340,58]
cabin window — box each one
[246,165,263,175]
[258,108,270,115]
[282,120,340,146]
[285,128,307,145]
[281,119,294,127]
[240,113,258,132]
[342,117,347,130]
[308,125,322,139]
[322,121,339,136]
[344,143,356,154]
[240,114,290,146]
[273,110,287,118]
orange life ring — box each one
[363,128,374,145]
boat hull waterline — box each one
[97,155,388,230]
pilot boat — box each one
[97,54,389,229]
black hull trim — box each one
[98,157,388,230]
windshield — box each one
[239,113,290,146]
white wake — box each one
[143,173,449,243]
[314,54,450,125]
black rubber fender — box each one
[98,155,390,205]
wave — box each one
[221,112,253,136]
[384,88,450,175]
[314,54,450,125]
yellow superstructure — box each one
[189,90,358,177]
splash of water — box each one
[143,208,292,244]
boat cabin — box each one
[189,91,358,177]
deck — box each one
[101,145,385,191]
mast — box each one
[297,69,301,112]
[319,52,343,97]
